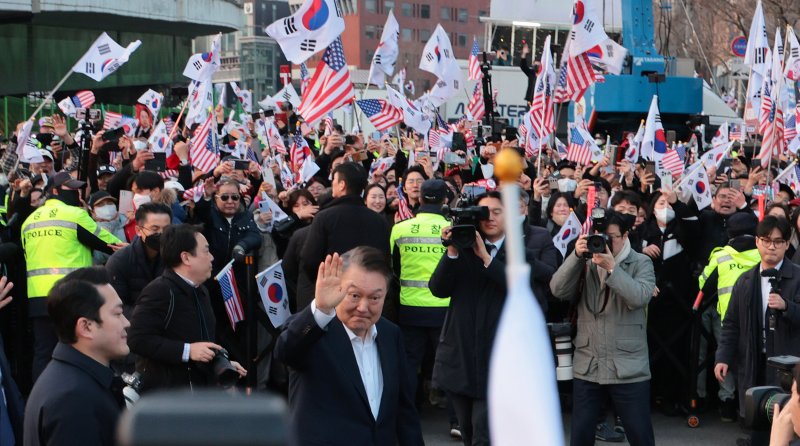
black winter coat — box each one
[106,237,164,312]
[128,269,217,392]
[301,194,390,280]
[192,198,262,275]
[523,224,562,304]
[716,261,800,415]
[429,244,542,398]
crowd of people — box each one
[0,101,800,446]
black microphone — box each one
[761,268,780,331]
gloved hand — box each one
[232,244,247,263]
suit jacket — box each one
[716,260,800,414]
[274,307,423,446]
[128,269,217,392]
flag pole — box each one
[167,100,189,141]
[29,70,73,121]
[773,159,797,183]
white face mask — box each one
[94,204,117,221]
[132,193,151,208]
[133,140,148,151]
[655,207,675,224]
[557,178,577,193]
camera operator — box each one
[430,191,543,445]
[550,209,656,446]
[715,216,800,446]
[769,364,800,446]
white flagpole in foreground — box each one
[488,149,564,445]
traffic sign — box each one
[731,36,747,57]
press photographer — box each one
[430,190,544,445]
[761,357,800,446]
[549,209,657,446]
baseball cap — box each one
[38,149,54,161]
[88,191,117,208]
[51,171,86,190]
[97,165,117,177]
[420,179,447,204]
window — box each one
[458,8,468,22]
[478,10,488,17]
[384,0,395,11]
[420,29,431,42]
[401,28,412,41]
[365,25,377,39]
[365,0,377,12]
[401,2,412,16]
[420,4,430,18]
[458,34,467,47]
[365,50,375,65]
[440,6,450,20]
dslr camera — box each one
[744,355,799,431]
[583,208,610,258]
[212,348,241,388]
[441,205,489,250]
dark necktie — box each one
[485,242,496,258]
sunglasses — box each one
[217,194,241,202]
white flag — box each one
[387,85,431,135]
[186,80,213,126]
[641,95,667,162]
[683,163,713,210]
[214,83,227,108]
[272,83,302,110]
[419,25,460,81]
[230,82,253,113]
[300,158,321,183]
[392,67,406,91]
[72,32,141,82]
[258,193,290,222]
[57,97,77,118]
[19,138,45,164]
[552,211,582,258]
[183,34,221,82]
[137,89,164,119]
[368,11,400,87]
[148,120,172,154]
[569,0,610,55]
[258,95,281,111]
[785,27,800,80]
[588,38,627,75]
[745,1,769,74]
[256,261,292,328]
[15,120,34,155]
[264,0,344,64]
[711,122,729,149]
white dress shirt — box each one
[311,300,384,419]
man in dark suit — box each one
[24,267,129,446]
[301,162,390,283]
[430,191,543,445]
[128,224,246,392]
[0,277,23,445]
[716,216,800,446]
[275,247,424,446]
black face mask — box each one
[143,232,161,251]
[58,189,81,207]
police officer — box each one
[697,212,759,421]
[22,171,125,381]
[389,179,458,436]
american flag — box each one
[554,52,599,103]
[290,130,311,173]
[356,99,403,131]
[784,111,797,143]
[395,180,414,222]
[72,90,95,108]
[103,111,122,130]
[297,38,355,125]
[182,183,205,202]
[299,63,311,96]
[468,83,485,121]
[323,113,334,136]
[215,260,245,330]
[468,37,482,81]
[567,126,592,165]
[267,124,287,155]
[190,113,220,173]
[660,149,685,176]
[759,78,774,136]
[729,123,742,141]
[580,216,593,236]
[163,116,175,137]
[555,138,569,157]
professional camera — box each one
[584,208,610,258]
[122,372,143,408]
[743,355,800,430]
[548,322,573,381]
[441,205,489,250]
[212,348,241,388]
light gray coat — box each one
[550,247,656,384]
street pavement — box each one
[420,403,743,445]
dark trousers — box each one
[449,393,489,446]
[571,378,654,446]
[31,316,57,383]
[401,325,457,424]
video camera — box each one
[583,207,610,258]
[441,204,489,250]
[743,355,799,431]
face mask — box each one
[94,204,117,221]
[557,178,577,193]
[59,189,81,207]
[655,207,675,224]
[133,193,151,208]
[133,140,148,151]
[143,232,161,251]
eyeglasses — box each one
[217,194,241,202]
[758,237,787,248]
